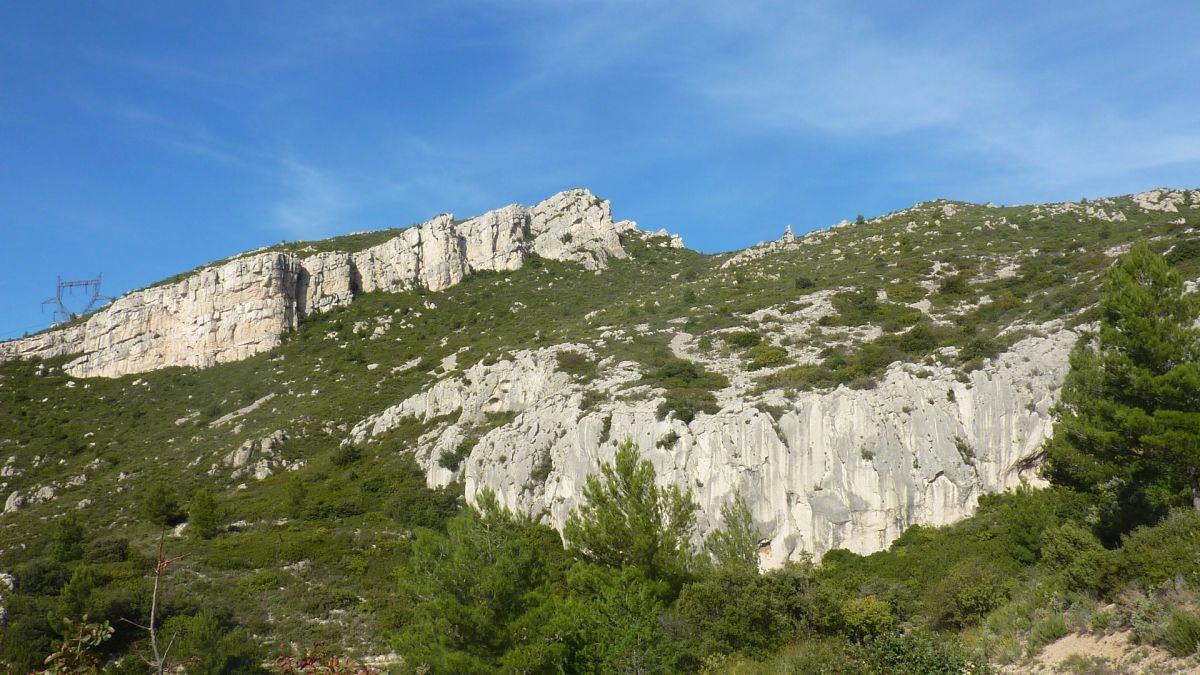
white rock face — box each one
[0,189,639,378]
[297,251,355,316]
[349,330,1074,563]
[348,344,586,487]
[2,491,24,514]
[217,430,292,480]
[0,252,300,378]
[528,189,636,269]
[1131,188,1187,213]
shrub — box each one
[1163,608,1200,656]
[829,288,879,321]
[285,475,307,519]
[49,514,86,563]
[432,439,468,470]
[189,488,223,539]
[822,289,923,330]
[163,610,266,674]
[1028,613,1069,650]
[953,436,975,466]
[1166,238,1200,264]
[331,444,362,467]
[958,335,1000,364]
[926,558,1012,628]
[886,281,926,302]
[438,443,471,471]
[898,323,941,354]
[841,596,894,640]
[142,482,183,526]
[1039,523,1106,591]
[657,430,681,449]
[937,274,971,297]
[857,630,988,674]
[1114,509,1200,591]
[671,569,807,661]
[657,388,719,423]
[647,356,728,391]
[580,390,606,411]
[83,538,130,564]
[794,276,816,290]
[384,456,461,529]
[556,350,597,381]
[12,558,68,595]
[723,331,764,349]
[530,451,554,484]
[746,344,790,371]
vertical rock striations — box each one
[346,330,1073,565]
[0,252,301,378]
[0,189,636,378]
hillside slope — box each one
[1,186,1198,662]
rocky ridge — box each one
[347,326,1073,566]
[0,189,637,378]
[2,185,1196,566]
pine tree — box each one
[142,482,182,526]
[49,513,86,563]
[705,491,762,573]
[1045,242,1200,530]
[564,438,698,584]
[188,488,222,539]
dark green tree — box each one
[188,488,222,539]
[559,563,678,673]
[161,611,265,674]
[564,439,698,584]
[284,475,306,519]
[705,491,762,573]
[142,482,182,526]
[670,563,814,663]
[49,513,86,563]
[1045,242,1200,531]
[388,489,571,672]
[51,566,97,633]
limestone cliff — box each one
[4,184,1194,568]
[0,189,635,378]
[0,253,301,378]
[347,328,1073,566]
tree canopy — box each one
[563,438,698,585]
[1046,241,1200,533]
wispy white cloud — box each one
[54,0,1200,246]
[269,159,350,238]
[501,0,1200,198]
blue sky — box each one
[2,1,1199,338]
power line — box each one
[42,275,110,324]
[0,322,55,340]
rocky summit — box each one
[2,186,1199,667]
[0,189,637,379]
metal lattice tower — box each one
[42,275,110,324]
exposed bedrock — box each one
[0,189,634,378]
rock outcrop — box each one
[216,429,295,480]
[0,189,638,378]
[2,491,24,515]
[348,329,1074,566]
[0,253,300,378]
